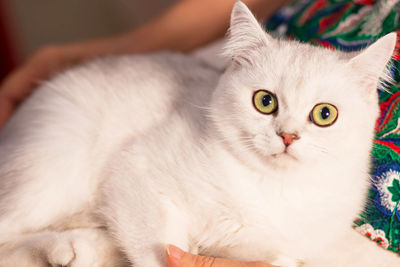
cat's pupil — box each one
[321,107,330,120]
[262,95,272,106]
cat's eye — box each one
[310,103,338,127]
[253,90,278,114]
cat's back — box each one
[0,52,219,151]
[0,52,220,232]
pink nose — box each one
[280,133,299,146]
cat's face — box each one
[210,2,396,170]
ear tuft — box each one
[349,32,397,92]
[223,1,272,67]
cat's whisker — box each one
[212,136,255,149]
[181,99,223,116]
[184,100,214,111]
[212,133,257,151]
[203,114,234,122]
[309,143,329,153]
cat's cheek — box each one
[289,143,309,162]
[252,133,284,157]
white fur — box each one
[0,2,398,266]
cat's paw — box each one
[47,230,104,267]
[47,240,76,266]
[0,230,115,267]
[0,232,86,267]
[270,255,300,267]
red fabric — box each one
[0,2,15,82]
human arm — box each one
[166,245,276,267]
[0,0,290,129]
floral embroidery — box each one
[355,223,390,249]
[375,169,400,215]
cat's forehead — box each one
[253,42,352,106]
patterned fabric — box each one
[265,0,400,254]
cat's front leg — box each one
[48,228,126,267]
[0,228,125,267]
[304,229,400,267]
[98,143,195,267]
[100,185,191,267]
[270,255,301,267]
[102,198,192,267]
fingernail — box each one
[167,244,185,260]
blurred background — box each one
[0,0,177,81]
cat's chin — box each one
[252,146,300,168]
[271,152,297,160]
[269,150,299,165]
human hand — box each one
[0,32,135,130]
[0,44,84,130]
[0,0,292,131]
[166,245,276,267]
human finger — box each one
[166,245,275,267]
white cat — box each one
[0,2,399,267]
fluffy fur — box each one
[0,2,398,266]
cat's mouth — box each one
[271,149,298,161]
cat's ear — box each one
[348,33,397,92]
[224,1,272,67]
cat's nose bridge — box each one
[275,113,303,135]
